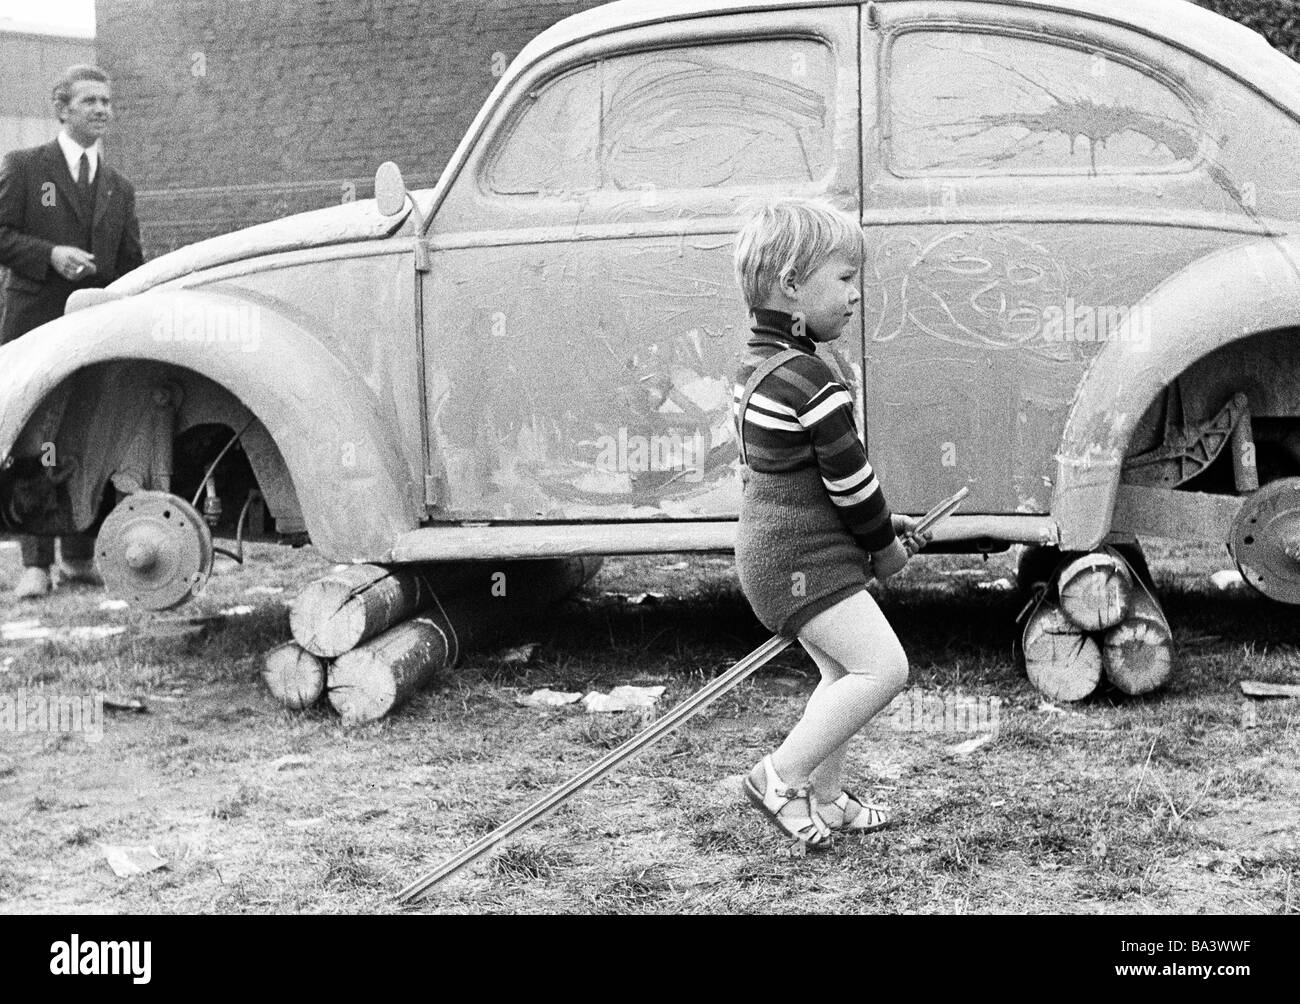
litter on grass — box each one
[582,684,666,713]
[497,643,539,664]
[97,599,129,611]
[101,844,168,878]
[1240,680,1300,698]
[947,734,994,757]
[1210,569,1246,590]
[516,688,583,708]
[2,619,126,642]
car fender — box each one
[0,289,421,558]
[1053,234,1300,549]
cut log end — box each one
[1058,551,1133,632]
[1022,602,1103,702]
[263,642,327,710]
[1102,587,1173,696]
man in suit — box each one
[0,64,144,598]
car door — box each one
[860,0,1260,515]
[420,7,861,523]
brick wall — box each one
[95,0,608,257]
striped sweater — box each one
[733,307,897,554]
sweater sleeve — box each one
[791,362,897,553]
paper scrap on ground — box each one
[97,599,129,611]
[219,605,255,616]
[1210,569,1246,590]
[976,578,1014,591]
[516,688,582,708]
[268,754,312,772]
[1240,680,1300,698]
[101,844,168,878]
[582,684,666,713]
[2,620,125,642]
[947,734,994,757]
[497,642,539,664]
[103,696,147,713]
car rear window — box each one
[886,29,1202,177]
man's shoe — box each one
[13,566,52,599]
[56,558,103,587]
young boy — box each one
[731,198,924,848]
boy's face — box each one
[788,251,861,342]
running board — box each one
[386,516,1059,562]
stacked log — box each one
[1101,584,1173,695]
[1022,603,1103,702]
[263,641,328,710]
[262,557,603,722]
[1019,545,1173,701]
[1057,551,1132,631]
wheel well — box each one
[1123,327,1300,493]
[1,360,306,542]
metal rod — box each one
[395,485,969,903]
[396,633,794,902]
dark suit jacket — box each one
[0,139,144,345]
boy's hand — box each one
[869,537,909,581]
[892,514,932,557]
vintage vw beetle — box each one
[4,0,1300,609]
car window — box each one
[486,38,836,195]
[886,30,1202,177]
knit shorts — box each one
[734,464,870,637]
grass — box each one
[0,537,1297,913]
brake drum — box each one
[96,491,214,610]
[1228,477,1300,604]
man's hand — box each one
[892,514,932,557]
[50,245,96,281]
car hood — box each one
[109,197,417,294]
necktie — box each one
[77,152,90,194]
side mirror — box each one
[374,161,408,217]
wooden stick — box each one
[395,633,794,903]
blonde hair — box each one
[733,198,864,310]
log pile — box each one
[1019,546,1173,701]
[263,557,602,724]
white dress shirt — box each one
[56,130,101,186]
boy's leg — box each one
[796,637,853,800]
[761,590,908,789]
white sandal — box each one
[742,755,832,849]
[817,789,891,833]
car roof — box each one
[512,0,1300,109]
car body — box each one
[5,0,1300,601]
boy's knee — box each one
[877,641,909,694]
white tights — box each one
[767,589,909,800]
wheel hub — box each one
[1229,477,1300,603]
[96,491,214,609]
